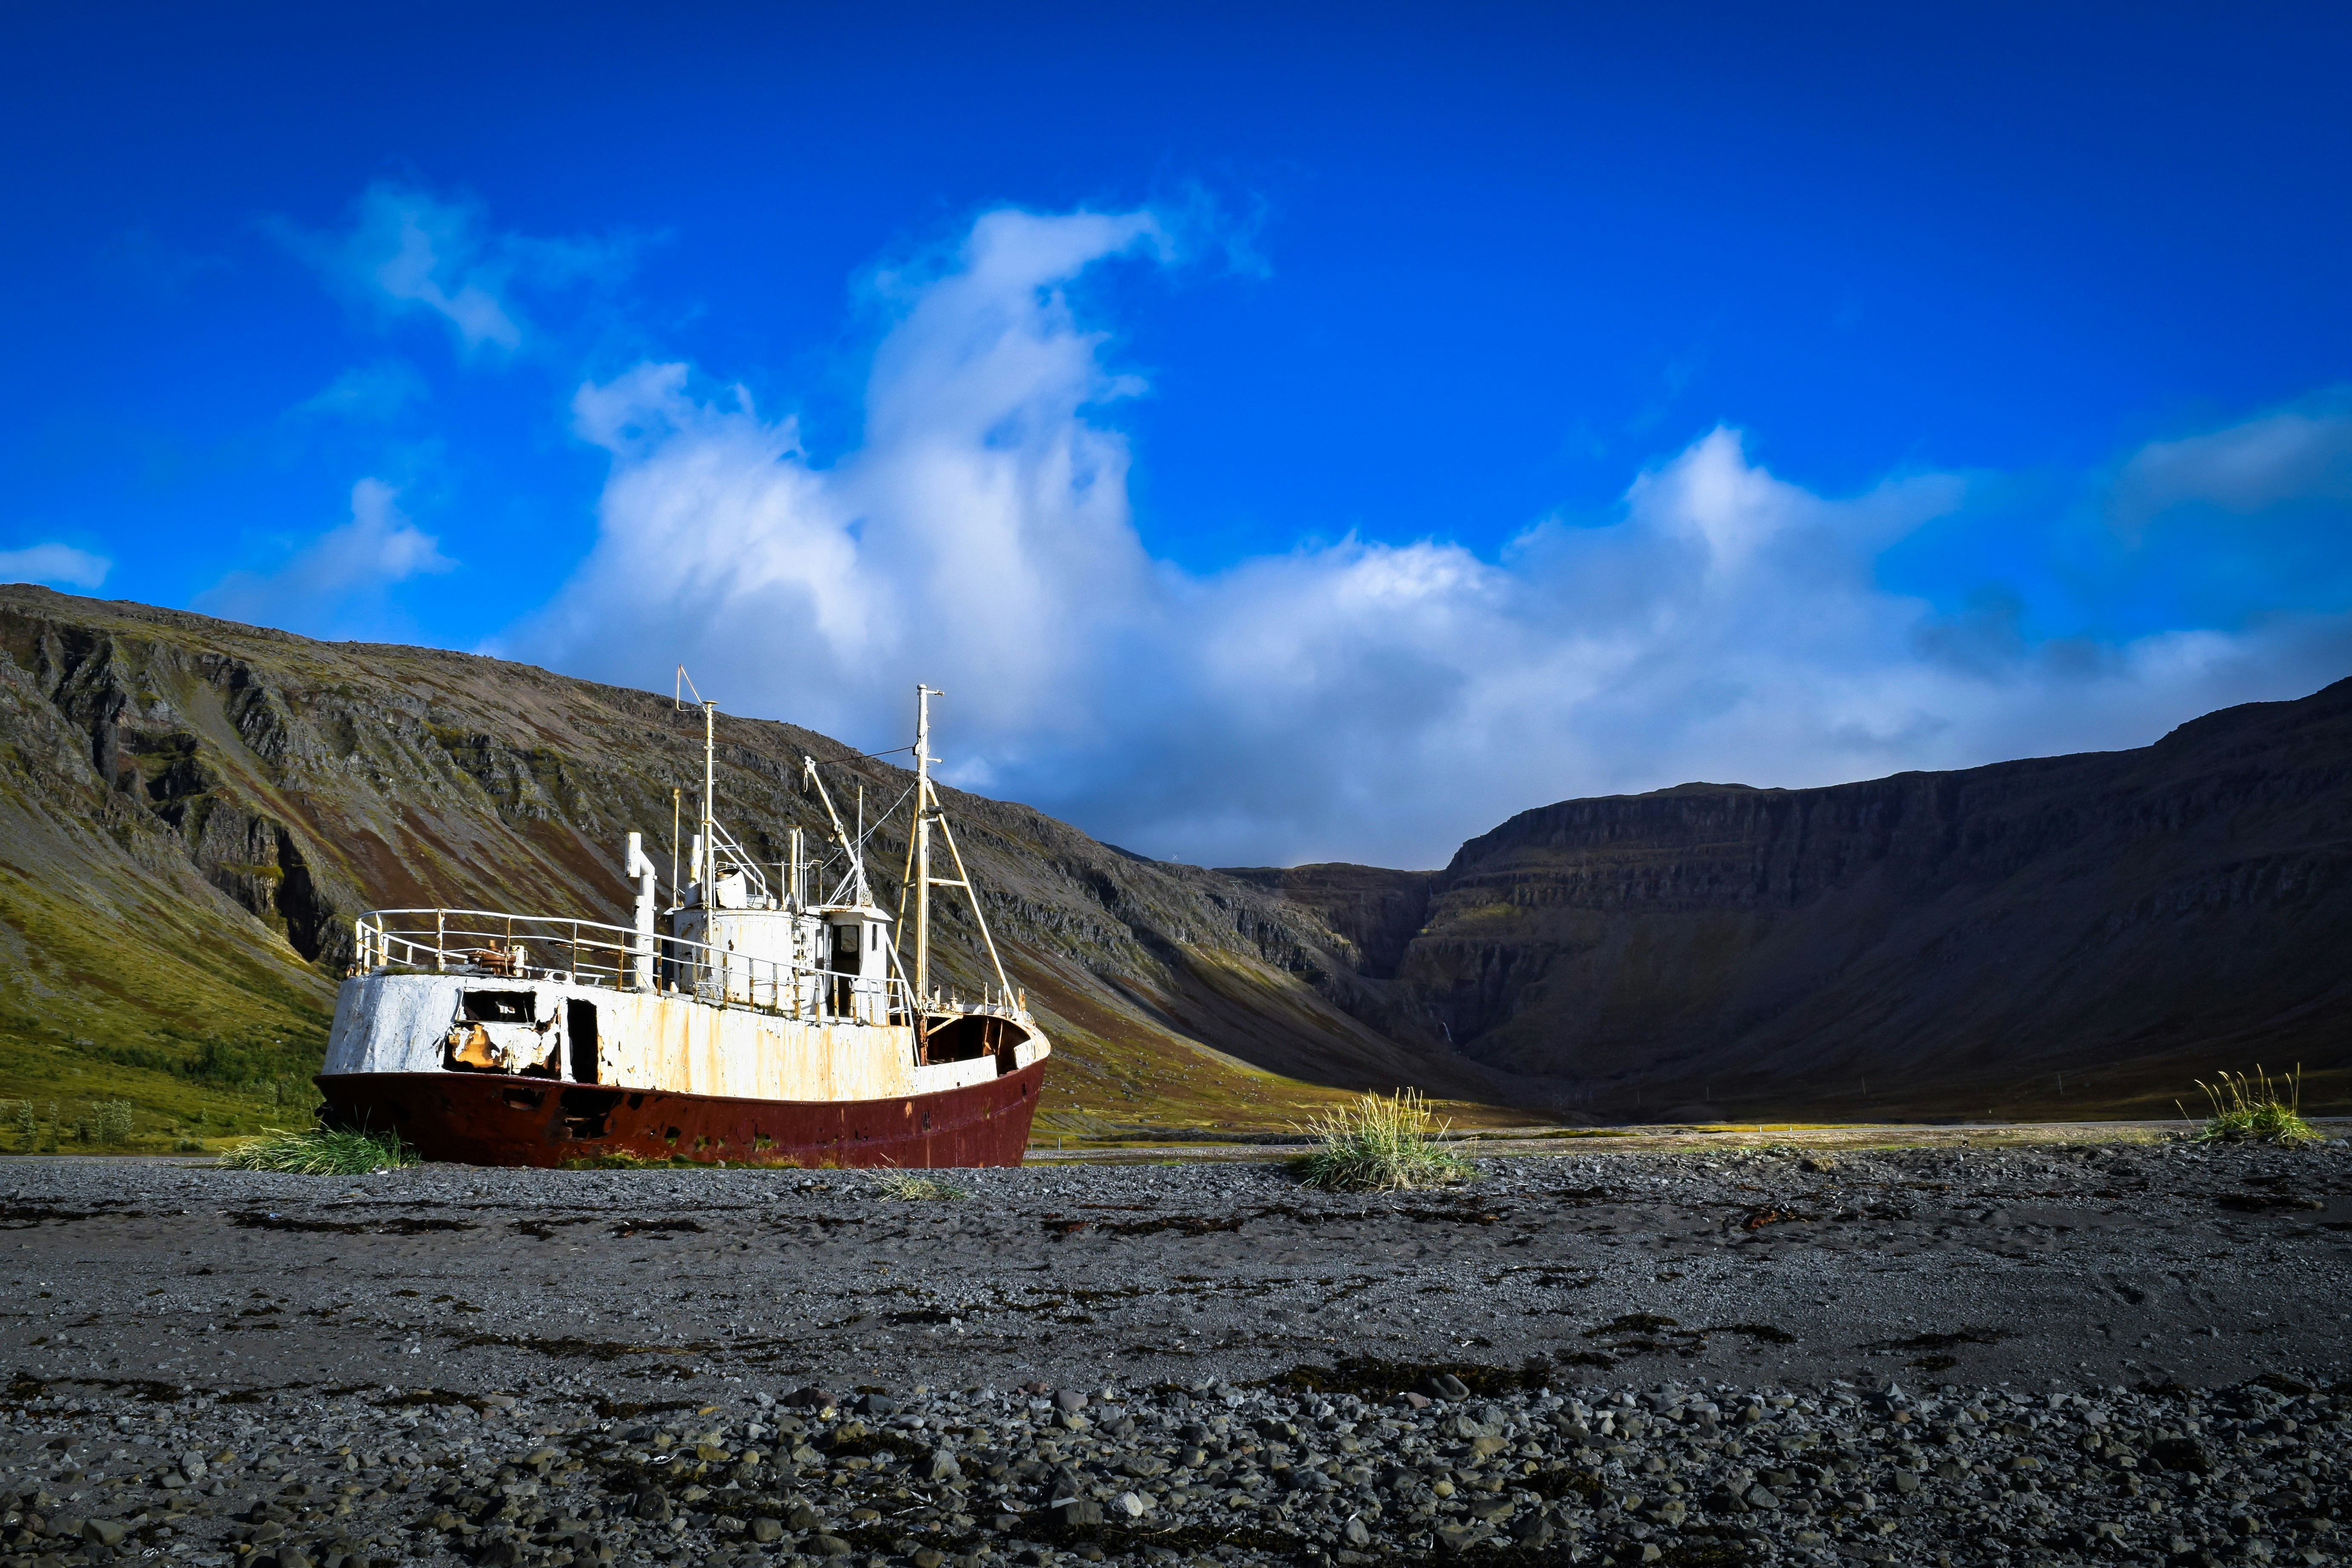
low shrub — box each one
[1291,1088,1474,1192]
[219,1124,419,1174]
[94,1100,135,1146]
[2187,1064,2322,1148]
[867,1169,965,1200]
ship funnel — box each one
[626,831,657,991]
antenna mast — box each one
[701,701,714,891]
[676,665,716,897]
[913,685,937,1014]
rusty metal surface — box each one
[315,1057,1045,1168]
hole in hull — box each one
[558,1087,622,1140]
[920,1013,1031,1067]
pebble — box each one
[4,1142,2349,1563]
[2,1369,2347,1566]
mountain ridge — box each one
[0,585,1518,1141]
[1367,676,2352,1116]
[3,581,2346,1136]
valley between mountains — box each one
[0,583,2346,1139]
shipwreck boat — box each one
[316,685,1049,1167]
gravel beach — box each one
[3,1139,2349,1567]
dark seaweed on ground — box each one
[1710,1323,1798,1345]
[451,1331,709,1362]
[227,1210,475,1235]
[0,1205,148,1228]
[512,1216,600,1240]
[1043,1214,1246,1239]
[611,1217,706,1237]
[1267,1354,1558,1399]
[1864,1325,2012,1353]
[1392,1203,1507,1225]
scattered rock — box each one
[4,1148,2347,1568]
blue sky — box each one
[5,3,2350,866]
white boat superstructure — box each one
[316,683,1051,1167]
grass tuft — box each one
[562,1151,802,1169]
[867,1169,965,1200]
[1290,1088,1475,1192]
[218,1124,418,1174]
[2185,1064,2323,1148]
[562,1151,701,1170]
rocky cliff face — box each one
[0,587,1508,1133]
[1379,681,2352,1117]
[7,582,2344,1129]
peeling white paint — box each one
[323,972,1043,1102]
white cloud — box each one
[2108,393,2352,532]
[516,209,1165,745]
[288,359,429,423]
[281,183,640,355]
[512,208,2352,868]
[198,480,455,634]
[0,543,111,589]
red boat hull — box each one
[314,1059,1045,1169]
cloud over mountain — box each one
[511,208,2352,868]
[197,479,454,637]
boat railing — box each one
[353,908,914,1027]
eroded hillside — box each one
[0,586,1520,1140]
[9,583,2345,1140]
[1381,682,2352,1119]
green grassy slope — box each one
[0,586,1531,1152]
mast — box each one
[913,685,937,1013]
[701,700,715,896]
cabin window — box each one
[462,990,535,1022]
[565,999,600,1084]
